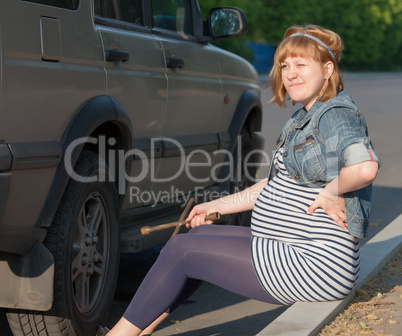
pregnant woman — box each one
[97,24,380,336]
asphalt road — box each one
[1,73,401,336]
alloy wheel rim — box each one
[71,192,109,314]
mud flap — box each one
[0,241,54,310]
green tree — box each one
[199,0,402,71]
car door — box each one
[148,0,228,201]
[94,0,167,208]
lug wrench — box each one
[141,198,220,238]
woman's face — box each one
[281,56,331,111]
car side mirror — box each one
[208,7,248,40]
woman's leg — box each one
[188,224,252,237]
[165,225,253,312]
[121,227,280,332]
[138,225,254,335]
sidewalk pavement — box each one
[257,212,402,336]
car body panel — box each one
[97,22,168,208]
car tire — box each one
[7,150,120,336]
[229,127,257,226]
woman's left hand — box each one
[307,191,348,230]
[306,160,379,231]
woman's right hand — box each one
[186,202,220,228]
[185,179,267,228]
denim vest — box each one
[268,90,380,238]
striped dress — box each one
[251,148,360,305]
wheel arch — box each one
[36,95,133,229]
[228,89,262,153]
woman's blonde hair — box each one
[269,25,344,107]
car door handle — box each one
[105,49,130,62]
[166,57,185,69]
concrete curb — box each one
[256,213,402,336]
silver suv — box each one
[0,0,263,335]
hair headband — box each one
[289,33,336,62]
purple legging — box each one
[123,225,281,330]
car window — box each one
[94,0,143,26]
[24,0,79,10]
[151,0,193,35]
